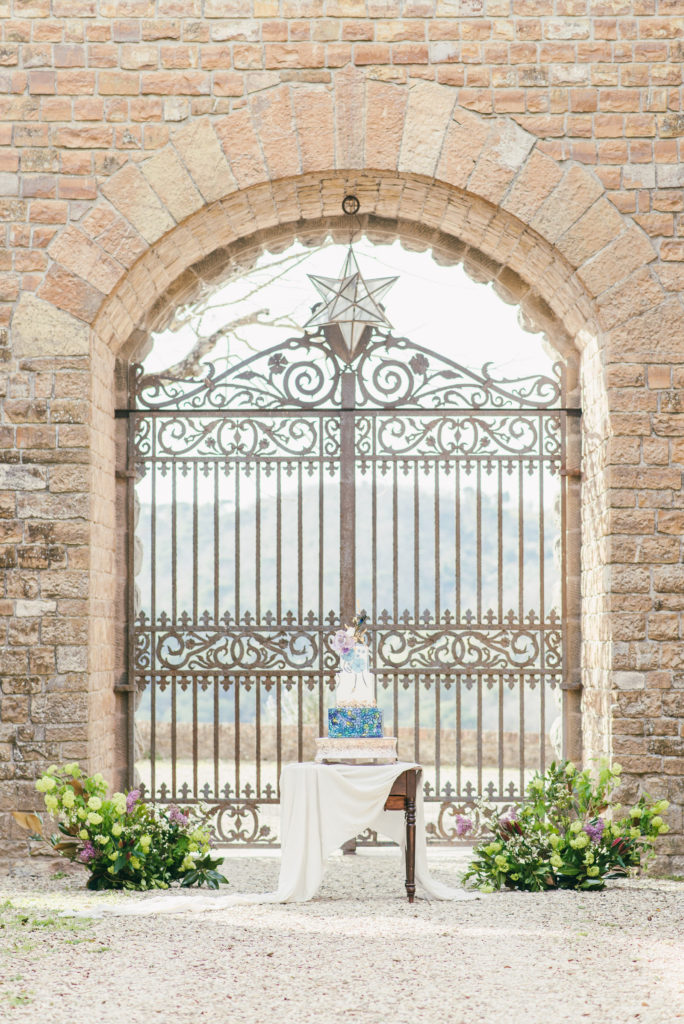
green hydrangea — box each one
[462,760,670,894]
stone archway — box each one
[8,79,682,868]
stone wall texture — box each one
[1,0,683,871]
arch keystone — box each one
[292,85,334,173]
[335,66,366,169]
[365,79,407,170]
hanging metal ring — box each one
[342,194,360,216]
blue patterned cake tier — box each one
[328,707,383,738]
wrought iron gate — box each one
[125,324,576,845]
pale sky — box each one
[144,237,555,381]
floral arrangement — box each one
[461,760,669,893]
[331,612,369,672]
[14,763,228,892]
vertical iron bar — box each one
[371,441,377,626]
[435,674,441,800]
[150,420,157,800]
[297,676,303,763]
[414,461,419,622]
[455,461,461,621]
[318,432,324,736]
[456,677,462,797]
[276,463,282,623]
[518,461,524,623]
[414,673,420,764]
[235,675,240,798]
[498,677,504,797]
[339,374,356,623]
[276,677,282,798]
[476,462,482,622]
[125,410,137,789]
[193,462,198,622]
[497,461,503,622]
[392,461,398,622]
[297,461,303,623]
[213,677,219,797]
[539,427,546,775]
[476,675,482,796]
[519,677,525,797]
[213,461,220,802]
[434,463,440,622]
[235,460,240,624]
[255,462,261,624]
[518,458,525,791]
[171,677,177,799]
[560,409,575,761]
[213,464,219,624]
[193,679,198,798]
[150,673,156,801]
[171,461,177,623]
[256,677,262,797]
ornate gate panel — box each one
[125,328,576,845]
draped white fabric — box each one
[82,762,476,916]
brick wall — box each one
[1,1,683,870]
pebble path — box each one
[1,850,682,1024]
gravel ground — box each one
[0,850,682,1024]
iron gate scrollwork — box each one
[125,325,578,845]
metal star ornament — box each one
[304,249,397,361]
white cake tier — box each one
[315,736,398,764]
[335,646,375,707]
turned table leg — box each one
[405,771,417,903]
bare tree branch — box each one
[145,241,333,380]
[147,310,269,382]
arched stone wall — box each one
[3,78,682,871]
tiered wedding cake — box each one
[315,618,398,764]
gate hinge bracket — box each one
[114,675,136,693]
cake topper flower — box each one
[330,611,368,664]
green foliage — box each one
[16,763,228,893]
[462,760,670,893]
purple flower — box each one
[331,630,355,656]
[79,841,98,864]
[168,805,189,826]
[455,815,473,838]
[126,789,141,814]
[584,818,605,845]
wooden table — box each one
[383,767,420,903]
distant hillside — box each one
[135,482,560,624]
[134,482,561,730]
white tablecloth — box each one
[87,761,475,916]
[272,761,473,902]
